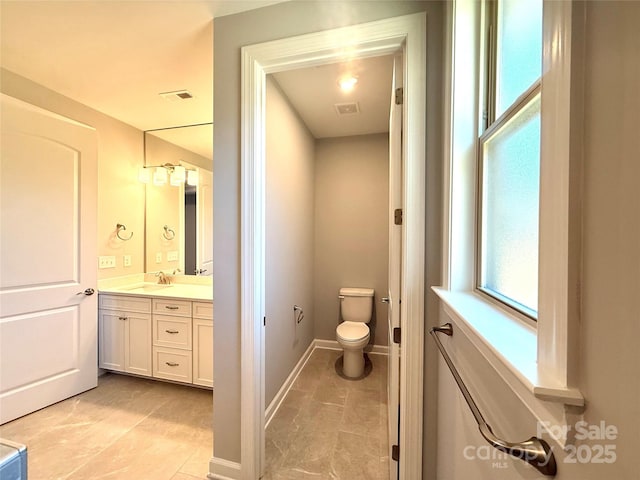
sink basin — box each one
[120,283,173,293]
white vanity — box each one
[98,277,213,388]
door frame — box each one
[240,13,426,479]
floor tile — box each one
[265,348,390,480]
[0,373,213,480]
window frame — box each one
[437,0,585,445]
[475,0,543,321]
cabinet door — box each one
[126,312,152,377]
[99,311,126,372]
[193,318,213,387]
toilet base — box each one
[342,348,365,378]
[335,353,372,380]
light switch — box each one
[167,251,178,262]
[156,252,162,263]
[123,255,132,267]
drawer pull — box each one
[165,362,180,367]
[165,305,179,310]
[119,316,127,321]
[165,329,180,334]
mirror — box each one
[144,124,213,276]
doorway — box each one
[240,13,427,479]
[263,54,395,476]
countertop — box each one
[99,282,213,302]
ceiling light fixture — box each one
[138,163,198,187]
[338,76,358,92]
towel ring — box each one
[163,225,176,240]
[116,223,133,241]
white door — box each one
[197,169,213,276]
[387,51,403,480]
[0,94,97,424]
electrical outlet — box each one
[123,255,132,267]
[156,252,162,264]
[98,256,116,269]
[167,251,178,262]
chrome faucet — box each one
[156,271,170,285]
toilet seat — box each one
[336,321,369,344]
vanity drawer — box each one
[152,298,191,317]
[153,315,192,350]
[193,302,213,319]
[153,347,192,383]
[100,294,151,313]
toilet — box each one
[336,287,374,378]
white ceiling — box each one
[272,55,394,139]
[0,0,391,157]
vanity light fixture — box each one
[138,163,198,187]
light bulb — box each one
[338,76,358,92]
[170,166,186,186]
[138,167,150,184]
[153,166,167,186]
[187,169,199,186]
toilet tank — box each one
[340,287,374,323]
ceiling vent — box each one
[159,90,194,101]
[334,102,360,116]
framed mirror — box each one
[143,123,213,276]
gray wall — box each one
[265,76,316,407]
[213,0,443,466]
[314,134,389,345]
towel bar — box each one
[430,323,557,477]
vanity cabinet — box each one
[98,293,212,388]
[98,295,152,377]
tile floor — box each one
[0,348,389,480]
[0,373,213,480]
[263,348,390,480]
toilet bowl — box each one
[336,287,374,378]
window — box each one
[477,0,542,318]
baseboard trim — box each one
[314,338,389,356]
[208,456,241,480]
[265,340,315,427]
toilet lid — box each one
[336,321,369,341]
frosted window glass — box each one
[495,0,542,118]
[481,95,540,314]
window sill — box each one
[432,287,584,407]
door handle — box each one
[77,288,95,296]
[381,297,390,303]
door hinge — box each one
[263,316,266,326]
[394,208,403,225]
[395,87,404,105]
[392,444,400,462]
[393,327,401,344]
